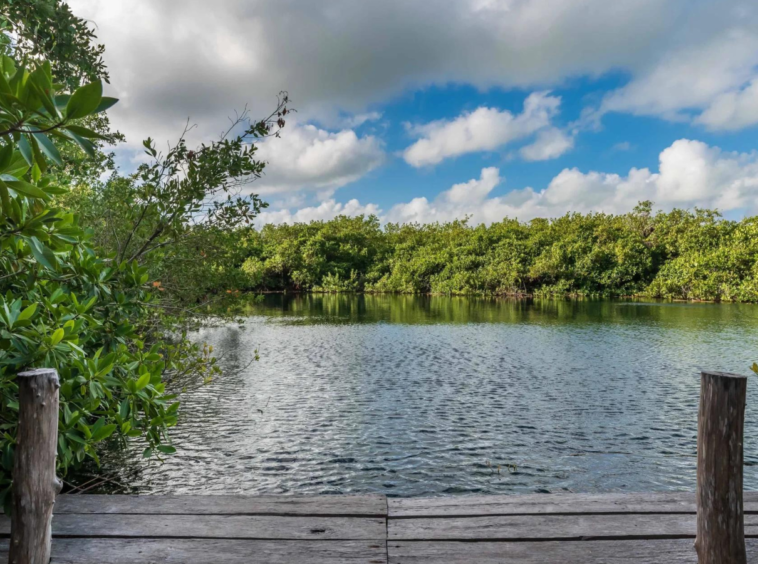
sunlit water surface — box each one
[107,295,758,496]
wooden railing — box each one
[6,368,750,564]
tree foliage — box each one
[235,204,758,303]
[0,0,108,89]
[0,52,186,510]
[0,1,287,509]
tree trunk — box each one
[9,368,61,564]
[695,370,747,564]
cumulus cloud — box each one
[386,167,502,223]
[403,92,561,166]
[66,0,758,150]
[383,139,758,224]
[598,27,758,124]
[696,79,758,131]
[519,127,574,162]
[255,199,380,226]
[253,123,385,195]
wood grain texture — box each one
[696,371,747,564]
[387,539,758,564]
[389,492,758,517]
[10,368,60,564]
[0,539,388,564]
[0,514,387,540]
[54,494,387,517]
[389,513,758,541]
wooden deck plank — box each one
[387,539,758,563]
[389,513,758,541]
[54,494,387,517]
[389,492,758,517]
[0,514,387,541]
[0,539,388,564]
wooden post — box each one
[695,371,747,564]
[9,368,61,564]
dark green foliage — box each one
[0,54,195,510]
[0,0,108,89]
[237,203,758,302]
[0,0,287,510]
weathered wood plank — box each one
[0,539,387,564]
[54,494,387,517]
[0,514,386,540]
[387,539,758,563]
[389,513,758,541]
[389,492,758,517]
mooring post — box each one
[695,370,747,564]
[9,368,61,564]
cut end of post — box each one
[18,368,59,385]
[700,370,748,380]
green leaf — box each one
[17,303,36,322]
[5,152,29,178]
[28,135,47,173]
[63,129,96,158]
[94,96,118,114]
[54,94,70,109]
[91,424,117,442]
[17,135,33,166]
[27,63,57,117]
[4,178,48,199]
[119,399,130,420]
[31,132,62,166]
[50,328,64,346]
[156,445,176,455]
[142,447,152,458]
[135,372,150,391]
[64,124,108,141]
[65,81,103,120]
[27,236,58,270]
[0,64,11,95]
[0,143,13,172]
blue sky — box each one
[68,0,758,225]
[337,78,758,217]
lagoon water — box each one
[111,295,758,496]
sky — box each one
[67,0,758,226]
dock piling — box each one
[9,368,60,564]
[695,370,748,564]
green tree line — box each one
[232,204,758,302]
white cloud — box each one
[386,167,502,223]
[519,127,574,161]
[385,139,758,224]
[66,0,758,150]
[340,112,383,128]
[598,28,758,124]
[696,79,758,131]
[403,92,561,167]
[253,123,385,195]
[612,142,633,152]
[255,199,380,226]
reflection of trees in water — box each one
[244,294,758,328]
[77,298,758,494]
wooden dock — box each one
[1,492,756,563]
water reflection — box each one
[108,295,758,497]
